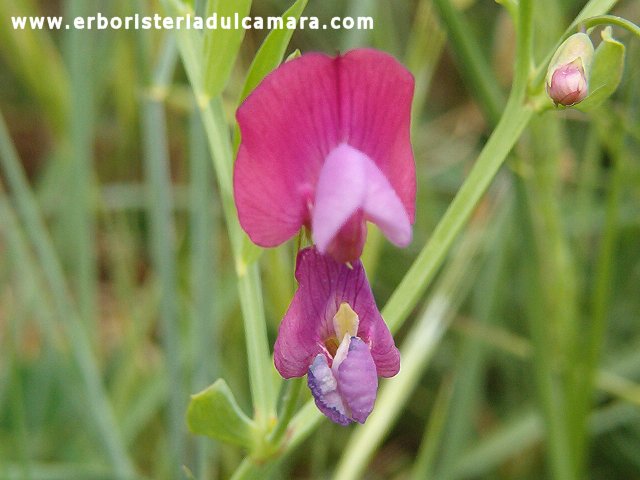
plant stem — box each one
[382,0,532,332]
[383,102,531,332]
[514,177,575,480]
[581,15,640,38]
[569,106,629,479]
[161,0,276,430]
[268,378,304,446]
[197,98,276,428]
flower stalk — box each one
[163,0,277,431]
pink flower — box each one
[233,49,416,263]
[274,247,400,425]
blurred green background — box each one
[1,0,639,478]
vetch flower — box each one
[234,49,416,263]
[546,33,594,106]
[274,247,400,425]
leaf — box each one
[233,0,308,152]
[203,0,252,98]
[186,379,256,447]
[237,0,308,104]
[576,27,625,112]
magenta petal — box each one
[307,354,352,426]
[234,53,339,247]
[335,337,378,423]
[337,49,416,224]
[234,49,415,249]
[274,288,324,379]
[273,247,400,379]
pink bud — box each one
[547,60,588,106]
[545,33,594,107]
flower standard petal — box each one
[234,49,416,256]
[337,49,416,224]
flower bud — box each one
[546,33,594,106]
[547,59,588,105]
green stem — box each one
[383,0,532,332]
[383,101,531,332]
[267,378,304,446]
[435,203,512,479]
[581,15,640,39]
[410,377,454,480]
[586,118,624,418]
[163,0,276,429]
[568,109,628,479]
[197,99,275,427]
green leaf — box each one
[576,27,625,112]
[233,0,308,151]
[238,0,308,103]
[186,379,256,447]
[203,0,252,98]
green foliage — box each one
[236,0,308,106]
[203,0,252,98]
[187,379,256,447]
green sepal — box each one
[545,32,594,88]
[203,0,252,98]
[576,27,625,112]
[186,379,256,447]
